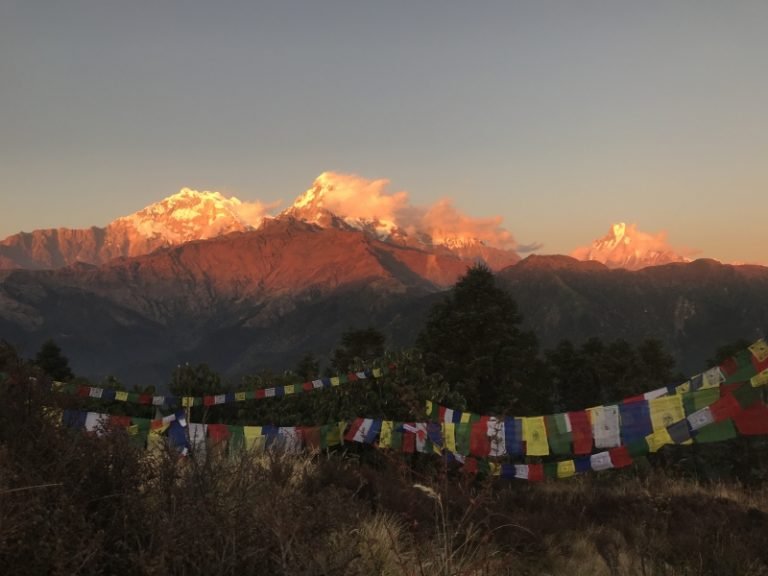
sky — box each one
[1,1,766,263]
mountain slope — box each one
[2,239,767,385]
[0,219,474,383]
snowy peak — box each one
[280,172,519,269]
[571,222,689,270]
[283,173,400,240]
[113,187,257,244]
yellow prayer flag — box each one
[243,426,264,452]
[115,391,129,402]
[557,460,576,478]
[425,400,434,416]
[488,462,501,477]
[380,421,393,448]
[749,339,768,362]
[645,429,672,453]
[235,391,246,401]
[372,368,382,377]
[751,369,768,388]
[522,416,549,456]
[675,381,691,395]
[649,395,685,431]
[147,423,169,453]
[127,425,139,436]
[181,396,194,407]
[442,422,457,453]
[331,377,340,386]
[284,384,295,395]
[460,412,472,424]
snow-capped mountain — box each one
[280,173,520,269]
[571,222,689,270]
[0,188,260,269]
[0,175,519,271]
[112,188,257,245]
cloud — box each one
[304,172,410,227]
[300,172,521,250]
[232,199,282,226]
[516,242,545,253]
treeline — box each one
[3,266,707,425]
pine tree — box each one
[416,264,548,414]
[35,339,74,381]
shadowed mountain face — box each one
[1,228,767,387]
[498,256,768,374]
[0,219,474,384]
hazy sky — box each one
[1,1,766,263]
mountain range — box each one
[1,177,765,386]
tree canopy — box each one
[416,264,548,414]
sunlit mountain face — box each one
[0,173,521,271]
[280,172,521,269]
[570,222,691,270]
[0,188,273,270]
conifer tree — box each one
[35,339,74,381]
[416,264,548,414]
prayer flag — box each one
[590,451,613,471]
[545,414,571,455]
[470,422,491,457]
[568,411,593,455]
[590,405,621,449]
[748,339,768,362]
[619,400,652,445]
[649,395,685,431]
[608,446,632,468]
[733,403,768,435]
[557,460,576,478]
[487,417,505,457]
[522,416,549,456]
[504,417,524,456]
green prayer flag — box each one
[627,438,649,457]
[228,425,245,455]
[724,350,757,384]
[694,419,738,443]
[543,462,558,479]
[684,388,720,414]
[545,414,572,455]
[455,423,471,455]
[732,384,761,409]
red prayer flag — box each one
[709,394,741,421]
[733,404,768,435]
[402,431,415,454]
[77,385,90,397]
[753,355,768,373]
[207,424,230,444]
[300,426,322,450]
[203,395,215,407]
[568,411,593,455]
[469,422,490,457]
[528,463,544,482]
[344,418,364,442]
[609,446,633,468]
[109,415,131,428]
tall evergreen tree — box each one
[416,264,548,414]
[330,327,386,373]
[35,339,74,381]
